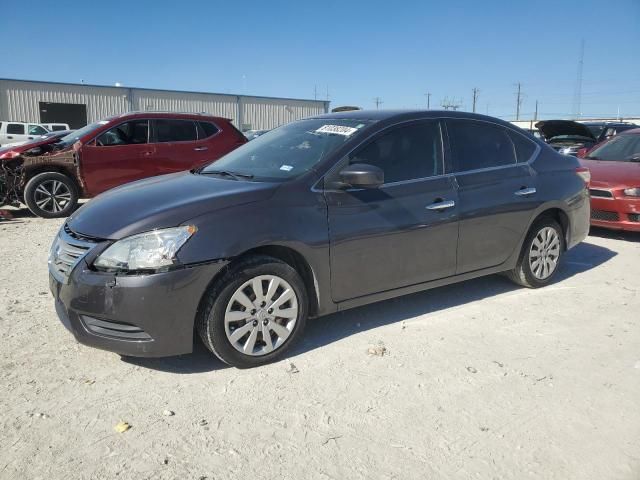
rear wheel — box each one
[197,255,308,368]
[24,172,78,218]
[507,217,564,288]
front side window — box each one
[29,125,48,135]
[349,121,443,183]
[586,134,640,161]
[200,118,373,181]
[7,123,25,135]
[153,119,197,142]
[447,120,517,172]
[97,120,149,146]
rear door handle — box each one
[515,187,536,197]
[426,199,456,211]
[194,146,208,151]
[142,151,154,156]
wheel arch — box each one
[200,244,321,319]
[22,165,83,196]
[529,206,570,250]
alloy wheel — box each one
[529,226,561,280]
[224,275,299,356]
[33,180,72,214]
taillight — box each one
[576,167,591,186]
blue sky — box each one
[2,0,640,120]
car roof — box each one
[309,109,517,127]
[113,111,232,122]
[620,127,640,135]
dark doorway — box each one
[39,102,88,129]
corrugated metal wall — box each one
[0,79,328,130]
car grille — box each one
[589,189,614,198]
[629,213,640,223]
[49,224,99,284]
[591,210,620,222]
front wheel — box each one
[507,218,565,288]
[24,172,78,218]
[197,255,308,368]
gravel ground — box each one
[1,209,639,480]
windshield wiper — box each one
[199,169,254,180]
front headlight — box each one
[623,187,640,197]
[94,226,197,273]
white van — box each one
[0,121,49,146]
[41,122,71,132]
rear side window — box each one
[507,130,537,162]
[97,120,149,146]
[7,123,25,135]
[447,120,516,172]
[349,120,443,183]
[197,121,219,139]
[154,119,197,142]
[51,125,67,131]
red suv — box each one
[0,112,246,218]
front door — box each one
[445,119,541,273]
[81,119,155,195]
[325,120,459,302]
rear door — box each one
[3,123,27,144]
[80,119,154,195]
[325,120,459,302]
[151,119,211,172]
[445,119,540,273]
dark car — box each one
[1,112,246,218]
[49,110,590,368]
[578,128,640,231]
[536,120,638,156]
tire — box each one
[196,255,308,368]
[506,217,565,288]
[24,172,78,219]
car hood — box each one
[68,171,280,240]
[579,158,640,189]
[0,136,61,157]
[535,120,596,142]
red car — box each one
[0,112,246,218]
[578,128,640,232]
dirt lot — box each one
[1,209,639,480]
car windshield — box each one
[200,118,373,180]
[586,134,640,161]
[56,121,109,148]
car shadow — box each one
[589,226,640,243]
[127,240,615,374]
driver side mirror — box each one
[339,163,384,189]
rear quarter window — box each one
[197,121,219,139]
[507,130,537,162]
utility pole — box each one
[374,97,383,110]
[572,39,585,119]
[471,87,480,113]
[514,82,524,120]
[424,92,432,109]
[534,100,539,121]
[326,85,329,102]
[314,85,317,100]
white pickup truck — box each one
[0,121,50,147]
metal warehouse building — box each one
[0,78,329,131]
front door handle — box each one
[142,151,154,156]
[194,146,208,151]
[426,199,456,211]
[515,187,536,197]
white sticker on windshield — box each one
[280,165,293,171]
[315,125,358,136]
